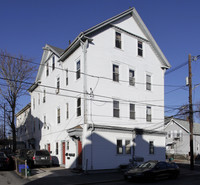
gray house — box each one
[164,117,200,159]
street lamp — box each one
[188,54,200,170]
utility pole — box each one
[4,103,6,140]
[188,53,194,170]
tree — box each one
[174,104,189,120]
[0,50,36,152]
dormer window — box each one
[115,32,121,49]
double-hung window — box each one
[66,103,69,119]
[129,69,135,86]
[115,32,121,49]
[138,41,143,57]
[56,142,58,155]
[149,141,154,154]
[125,140,131,154]
[57,108,61,124]
[117,139,123,154]
[52,56,55,70]
[130,104,135,120]
[77,98,81,117]
[46,62,49,76]
[57,77,60,93]
[113,100,120,118]
[76,61,80,80]
[146,74,151,91]
[66,69,68,86]
[44,115,46,129]
[146,106,152,122]
[113,64,119,82]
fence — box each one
[14,157,30,177]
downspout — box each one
[80,38,89,171]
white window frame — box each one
[77,97,81,117]
[115,31,122,49]
[113,64,119,82]
[66,103,69,119]
[146,74,151,91]
[116,139,123,154]
[113,100,120,118]
[130,103,135,120]
[129,69,135,86]
[57,107,61,124]
[146,106,152,122]
[76,60,80,80]
[138,40,143,57]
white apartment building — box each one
[19,7,171,170]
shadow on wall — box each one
[16,113,59,166]
[65,128,166,171]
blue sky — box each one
[1,0,200,120]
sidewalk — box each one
[27,167,124,185]
[24,163,200,185]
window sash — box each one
[146,106,151,122]
[117,140,123,154]
[66,103,69,119]
[76,61,80,79]
[115,32,121,49]
[57,108,60,123]
[138,41,143,56]
[113,101,120,117]
[146,75,151,90]
[130,104,135,119]
[66,69,68,86]
[129,70,135,86]
[46,63,49,76]
[113,65,119,82]
[52,56,55,70]
[57,77,60,92]
[56,142,58,155]
[77,98,81,117]
[149,141,154,154]
[125,140,131,154]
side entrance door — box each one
[62,142,65,165]
[78,140,82,166]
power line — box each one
[165,61,188,75]
[0,54,184,88]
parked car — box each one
[0,152,10,170]
[26,150,52,168]
[124,160,180,182]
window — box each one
[77,98,81,117]
[57,77,60,93]
[130,104,135,119]
[46,62,49,76]
[168,132,171,138]
[44,115,46,129]
[117,140,123,154]
[52,56,55,70]
[66,103,69,119]
[33,98,35,110]
[43,90,46,103]
[129,70,135,86]
[57,108,60,124]
[115,32,121,49]
[76,61,80,79]
[125,140,131,154]
[67,141,69,150]
[66,69,68,86]
[146,74,151,91]
[138,41,143,57]
[113,64,119,82]
[113,100,120,118]
[149,141,154,154]
[146,106,151,122]
[56,142,58,155]
[38,93,40,105]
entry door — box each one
[48,144,50,152]
[62,142,65,165]
[78,140,82,166]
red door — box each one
[62,142,65,165]
[78,140,82,166]
[48,144,50,152]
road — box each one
[0,170,28,185]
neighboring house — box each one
[16,103,41,149]
[25,7,170,170]
[165,117,200,159]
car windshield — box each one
[36,150,50,156]
[138,161,157,169]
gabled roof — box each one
[60,7,171,69]
[45,44,64,57]
[165,117,200,135]
[15,103,31,117]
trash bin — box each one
[18,164,29,174]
